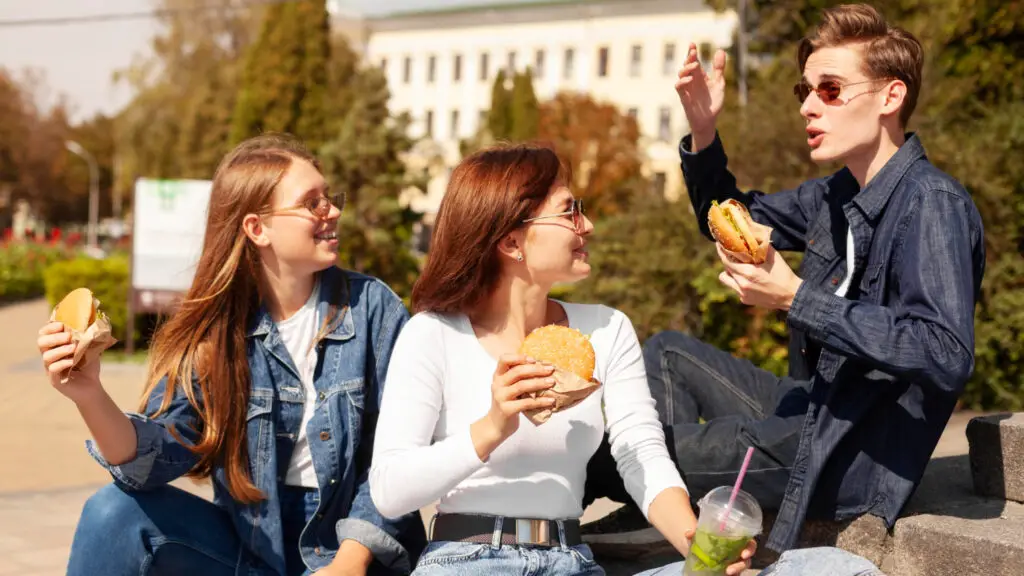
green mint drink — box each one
[683,528,752,574]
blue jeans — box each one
[634,547,885,576]
[66,483,320,576]
[412,540,605,575]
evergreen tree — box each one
[510,70,540,141]
[319,39,424,300]
[231,0,331,149]
[487,70,513,140]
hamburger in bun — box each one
[54,288,98,332]
[708,199,767,264]
[518,324,600,425]
[50,287,116,378]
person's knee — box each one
[77,484,144,541]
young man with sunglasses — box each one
[582,3,985,556]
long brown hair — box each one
[140,133,318,503]
[412,143,567,315]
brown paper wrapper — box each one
[524,367,602,425]
[49,297,118,384]
[721,223,774,265]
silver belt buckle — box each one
[515,519,549,545]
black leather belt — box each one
[431,513,582,547]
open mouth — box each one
[806,128,825,148]
[314,231,338,241]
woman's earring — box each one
[516,253,524,262]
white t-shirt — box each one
[835,227,855,298]
[277,283,321,488]
[370,302,687,521]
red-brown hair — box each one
[412,143,568,315]
[798,3,924,126]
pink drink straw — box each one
[720,446,755,532]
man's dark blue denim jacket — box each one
[680,132,985,552]
[87,267,427,575]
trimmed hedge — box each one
[43,255,131,343]
[0,242,73,304]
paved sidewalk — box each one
[0,299,974,575]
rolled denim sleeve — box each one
[680,132,825,252]
[788,189,981,393]
[337,287,423,572]
[86,376,202,491]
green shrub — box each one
[43,255,131,343]
[0,242,73,303]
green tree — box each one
[510,70,540,141]
[115,0,255,186]
[319,38,424,299]
[231,0,330,149]
[487,70,513,140]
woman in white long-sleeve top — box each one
[369,143,755,576]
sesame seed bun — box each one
[519,324,595,382]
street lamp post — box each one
[65,140,99,249]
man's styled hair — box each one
[798,3,924,126]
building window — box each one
[425,110,434,138]
[380,57,387,71]
[699,42,713,65]
[450,110,459,139]
[427,55,436,83]
[630,44,642,77]
[480,53,489,81]
[479,109,488,129]
[658,107,671,141]
[663,43,675,75]
[535,49,545,79]
[653,172,667,196]
[453,54,462,82]
[563,48,575,80]
[403,56,411,83]
[597,46,609,77]
[507,51,517,74]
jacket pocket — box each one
[245,390,274,479]
[858,264,885,304]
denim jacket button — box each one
[320,431,331,441]
[808,239,815,245]
[330,478,337,485]
[314,546,322,555]
[831,277,839,285]
[318,391,326,401]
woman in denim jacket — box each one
[36,134,426,575]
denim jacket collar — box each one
[246,269,357,343]
[852,132,926,222]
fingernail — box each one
[546,377,556,384]
[525,356,536,363]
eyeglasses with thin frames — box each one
[263,191,346,220]
[521,198,585,233]
[793,78,892,105]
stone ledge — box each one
[966,412,1024,503]
[892,500,1024,576]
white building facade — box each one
[360,0,738,219]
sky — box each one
[0,0,535,122]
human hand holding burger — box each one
[37,288,115,400]
[709,200,804,311]
[470,325,600,461]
